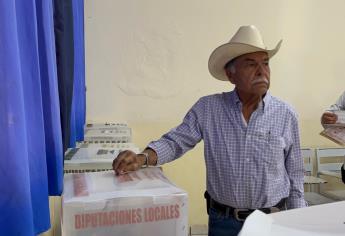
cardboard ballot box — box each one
[62,167,188,236]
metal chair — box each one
[316,147,345,200]
[302,148,334,205]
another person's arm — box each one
[321,91,345,183]
[321,91,345,127]
[330,91,345,110]
[320,112,337,126]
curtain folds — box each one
[0,0,51,234]
[36,0,64,196]
[53,0,75,152]
[0,0,85,234]
[70,0,86,147]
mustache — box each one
[251,77,269,85]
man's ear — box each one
[225,68,235,84]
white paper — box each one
[334,110,345,125]
[239,201,345,236]
[238,210,272,236]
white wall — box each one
[85,0,345,225]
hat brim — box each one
[208,40,282,81]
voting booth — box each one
[62,167,188,236]
[64,144,140,173]
[84,126,132,143]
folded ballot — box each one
[62,167,188,236]
[320,111,345,145]
[320,126,345,146]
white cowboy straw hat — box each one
[208,25,282,81]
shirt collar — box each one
[228,89,272,111]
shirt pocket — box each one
[265,135,286,165]
[251,132,286,170]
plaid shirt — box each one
[148,90,306,209]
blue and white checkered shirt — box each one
[148,90,306,209]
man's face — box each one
[226,51,270,97]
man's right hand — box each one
[112,150,145,175]
[321,111,338,125]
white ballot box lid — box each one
[63,167,186,202]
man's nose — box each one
[256,63,267,75]
[256,64,263,75]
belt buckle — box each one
[233,208,249,221]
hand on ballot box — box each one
[113,148,158,175]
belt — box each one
[210,198,286,221]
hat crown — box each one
[229,25,266,49]
[208,25,281,81]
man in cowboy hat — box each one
[113,25,306,236]
[320,91,345,184]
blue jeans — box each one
[208,207,244,236]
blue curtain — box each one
[0,0,52,234]
[70,0,86,147]
[0,0,85,234]
[36,0,64,196]
[54,0,75,152]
